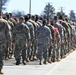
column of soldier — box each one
[0,11,76,74]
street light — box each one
[29,0,31,14]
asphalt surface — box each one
[2,49,76,75]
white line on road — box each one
[46,62,61,75]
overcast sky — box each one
[6,0,76,15]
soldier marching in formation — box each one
[0,11,76,74]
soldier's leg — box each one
[33,40,38,60]
[50,42,55,62]
[43,45,48,64]
[0,52,4,74]
[22,49,26,65]
[52,42,56,62]
[55,42,58,60]
[48,46,52,63]
[38,44,43,65]
[57,42,61,61]
[61,44,64,58]
[0,45,5,74]
[14,44,21,65]
[26,42,31,62]
[30,42,34,61]
[0,59,3,74]
[4,44,8,60]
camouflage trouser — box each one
[0,44,6,69]
[32,39,38,56]
[48,46,52,58]
[55,44,60,59]
[4,44,8,58]
[14,42,26,61]
[30,39,37,56]
[60,43,65,58]
[38,43,49,60]
[27,41,32,58]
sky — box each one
[5,0,76,15]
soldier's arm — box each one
[57,31,61,42]
[5,22,12,47]
[47,28,52,42]
[25,25,30,41]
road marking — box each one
[46,62,61,75]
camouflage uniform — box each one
[47,24,54,63]
[13,22,30,65]
[28,19,38,60]
[54,22,62,60]
[61,21,70,54]
[71,25,76,49]
[5,20,14,59]
[0,18,11,70]
[37,24,52,64]
[25,21,35,61]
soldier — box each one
[0,11,12,74]
[37,19,52,65]
[31,15,40,60]
[59,16,70,56]
[71,23,76,49]
[9,13,17,25]
[24,15,35,62]
[35,15,42,27]
[54,16,63,60]
[46,18,54,63]
[13,16,30,65]
[27,14,38,61]
[5,14,14,59]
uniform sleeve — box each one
[25,25,30,40]
[47,28,52,42]
[5,22,12,44]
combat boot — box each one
[39,59,42,65]
[48,57,52,63]
[43,59,48,65]
[16,59,20,65]
[30,56,34,61]
[22,60,26,65]
[0,69,3,74]
[56,57,61,62]
[26,56,30,62]
[33,55,37,60]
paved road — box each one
[2,50,76,75]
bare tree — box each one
[0,0,9,11]
[12,10,25,17]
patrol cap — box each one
[9,13,12,17]
[19,16,24,20]
[54,16,58,20]
[32,15,36,20]
[39,16,43,21]
[42,19,47,25]
[35,15,39,21]
[24,15,29,21]
[27,14,31,19]
[6,13,10,19]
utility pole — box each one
[29,0,31,14]
[59,7,64,15]
[60,7,63,15]
[60,7,64,15]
